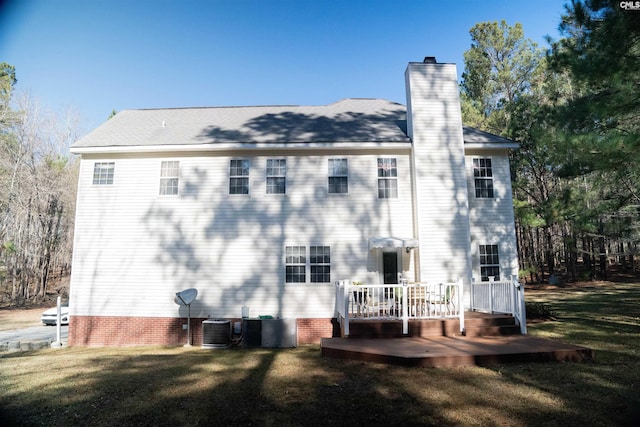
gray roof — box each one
[71,98,516,151]
[462,126,518,147]
[72,99,410,150]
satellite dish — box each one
[174,288,198,347]
[175,288,197,306]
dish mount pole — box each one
[175,288,198,348]
[175,294,192,347]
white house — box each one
[68,58,519,346]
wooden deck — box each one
[322,313,594,367]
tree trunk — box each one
[598,220,607,280]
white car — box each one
[41,303,69,326]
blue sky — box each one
[1,0,567,134]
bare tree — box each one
[1,93,79,304]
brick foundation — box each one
[296,318,341,344]
[69,316,338,347]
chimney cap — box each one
[423,56,437,64]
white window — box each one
[159,161,179,195]
[377,158,398,198]
[285,245,331,283]
[285,246,306,283]
[266,159,286,194]
[328,158,348,194]
[229,159,249,195]
[479,244,500,281]
[310,246,331,283]
[473,158,494,198]
[93,162,114,185]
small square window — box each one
[93,162,114,185]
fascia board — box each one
[70,141,413,155]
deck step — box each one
[345,313,521,339]
[463,324,521,337]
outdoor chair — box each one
[430,284,457,316]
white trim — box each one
[464,142,519,150]
[71,142,413,155]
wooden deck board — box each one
[320,335,594,367]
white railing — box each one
[336,279,465,337]
[470,275,527,334]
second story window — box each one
[377,158,398,198]
[473,158,494,198]
[328,158,348,194]
[266,159,286,194]
[159,161,179,195]
[229,159,249,195]
[93,162,114,185]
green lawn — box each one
[1,282,638,426]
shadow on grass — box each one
[1,346,443,426]
[1,283,639,426]
[493,282,640,425]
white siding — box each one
[69,150,415,320]
[465,150,519,281]
[405,62,473,293]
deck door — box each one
[383,252,398,284]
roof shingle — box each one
[72,99,410,149]
[71,98,517,151]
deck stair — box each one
[323,312,594,367]
[345,312,521,339]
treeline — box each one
[460,0,639,282]
[1,1,637,303]
[0,63,79,305]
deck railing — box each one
[336,279,465,337]
[470,275,527,334]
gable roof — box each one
[71,99,410,153]
[71,98,516,153]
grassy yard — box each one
[1,282,638,426]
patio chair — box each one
[431,284,457,316]
[445,285,456,315]
[409,285,428,317]
[352,287,369,317]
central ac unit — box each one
[202,319,231,348]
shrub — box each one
[526,301,554,320]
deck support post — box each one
[401,279,408,335]
[458,278,465,335]
[343,280,350,337]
